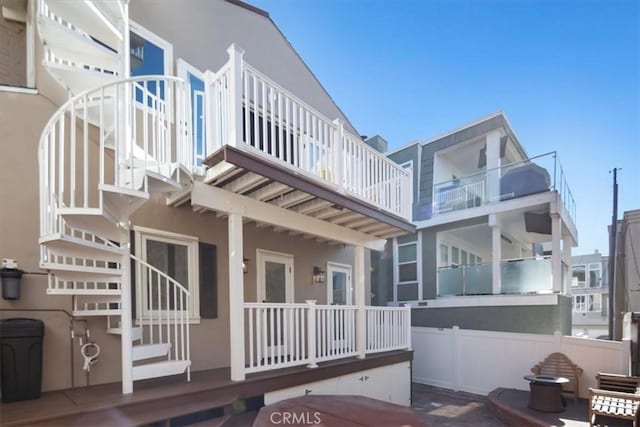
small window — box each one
[135,227,199,322]
[460,250,468,266]
[397,241,418,284]
[588,294,601,312]
[573,295,586,312]
[572,265,586,287]
[588,263,601,288]
[439,243,449,267]
[469,254,476,265]
[129,22,173,105]
[451,247,459,265]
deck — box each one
[0,350,411,427]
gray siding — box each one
[412,295,572,335]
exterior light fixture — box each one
[242,258,249,274]
[312,266,326,284]
[1,259,24,300]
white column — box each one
[490,214,502,294]
[228,213,245,381]
[551,213,562,293]
[563,234,573,295]
[354,245,366,359]
[120,227,133,394]
[486,130,502,202]
[306,300,317,368]
[332,119,345,191]
[227,44,245,147]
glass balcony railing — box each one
[437,257,553,297]
[429,152,575,225]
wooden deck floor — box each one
[1,350,412,427]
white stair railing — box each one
[132,254,191,366]
[365,306,412,354]
[206,47,412,221]
[38,75,191,240]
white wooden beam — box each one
[223,172,267,194]
[228,213,245,381]
[355,246,366,359]
[359,222,392,234]
[345,217,377,229]
[331,212,364,225]
[293,199,332,215]
[247,182,290,201]
[192,182,385,251]
[313,207,344,220]
[272,190,313,208]
[204,161,238,184]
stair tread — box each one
[40,233,123,262]
[41,262,121,275]
[132,360,190,381]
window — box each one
[129,21,173,105]
[572,265,586,287]
[0,2,35,90]
[588,263,602,288]
[451,247,459,265]
[588,294,602,312]
[135,227,200,321]
[178,59,206,167]
[439,243,449,267]
[460,250,468,266]
[398,242,418,283]
[573,295,586,312]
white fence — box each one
[412,326,630,398]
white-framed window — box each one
[588,263,602,288]
[393,234,422,301]
[573,294,603,313]
[588,294,602,312]
[400,160,414,171]
[134,226,200,322]
[177,59,206,167]
[573,295,586,312]
[438,242,483,268]
[572,265,586,287]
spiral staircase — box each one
[36,0,192,393]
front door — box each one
[257,250,294,303]
[327,262,352,305]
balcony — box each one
[200,46,412,222]
[431,152,575,225]
[437,257,555,297]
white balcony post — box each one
[227,44,244,147]
[355,245,366,358]
[332,119,344,192]
[306,300,317,368]
[486,130,501,202]
[120,228,133,394]
[228,213,245,381]
[563,234,573,295]
[204,70,216,154]
[404,304,412,350]
[489,214,502,294]
[551,213,562,293]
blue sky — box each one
[251,0,639,255]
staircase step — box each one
[38,15,119,71]
[91,0,123,28]
[75,294,121,305]
[40,233,123,262]
[72,307,121,317]
[41,262,122,282]
[47,288,121,296]
[146,169,183,194]
[43,61,118,95]
[57,207,122,242]
[101,184,149,222]
[133,343,171,361]
[43,0,122,50]
[108,326,143,341]
[132,360,190,381]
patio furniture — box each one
[589,373,640,427]
[523,375,570,413]
[531,352,583,403]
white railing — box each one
[132,254,191,368]
[433,178,485,215]
[366,306,412,354]
[38,75,191,242]
[244,301,409,375]
[206,45,412,221]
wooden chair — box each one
[590,373,640,427]
[531,352,583,403]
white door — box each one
[257,250,294,303]
[327,262,352,305]
[177,59,206,166]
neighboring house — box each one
[571,251,609,338]
[615,210,640,338]
[0,0,414,423]
[382,112,578,335]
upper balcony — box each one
[430,151,576,226]
[191,46,412,224]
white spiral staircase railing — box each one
[36,0,193,393]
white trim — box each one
[417,232,423,300]
[26,0,35,88]
[327,262,353,305]
[256,249,294,303]
[0,85,37,94]
[133,226,200,323]
[392,238,398,303]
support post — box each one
[489,214,502,294]
[485,130,502,202]
[355,246,366,359]
[228,213,245,381]
[332,119,344,192]
[306,300,317,368]
[227,44,245,147]
[120,228,133,394]
[562,234,573,295]
[551,213,562,293]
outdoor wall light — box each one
[312,266,326,284]
[242,258,249,274]
[1,259,24,300]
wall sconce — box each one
[312,266,326,284]
[242,258,249,274]
[1,259,24,300]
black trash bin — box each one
[0,318,44,402]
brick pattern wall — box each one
[0,10,27,87]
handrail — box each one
[130,254,190,295]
